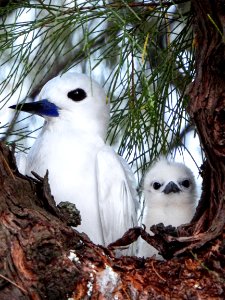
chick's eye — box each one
[67,88,87,102]
[181,180,190,188]
[153,182,161,190]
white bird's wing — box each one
[96,146,139,255]
[16,152,27,175]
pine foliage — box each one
[0,0,197,182]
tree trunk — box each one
[188,0,225,240]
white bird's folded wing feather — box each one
[16,152,27,175]
[96,146,138,251]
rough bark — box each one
[0,142,83,299]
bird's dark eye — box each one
[153,182,161,190]
[67,88,87,102]
[181,180,190,188]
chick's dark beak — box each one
[163,181,181,194]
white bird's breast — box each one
[25,126,106,244]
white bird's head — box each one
[143,157,197,207]
[10,72,110,138]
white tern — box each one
[137,157,197,258]
[10,72,138,254]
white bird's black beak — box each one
[163,181,181,194]
[9,99,59,117]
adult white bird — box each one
[10,72,138,254]
[137,157,197,258]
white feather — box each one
[16,152,27,174]
[97,147,138,254]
